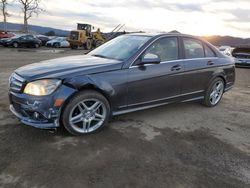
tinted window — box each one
[205,45,216,57]
[27,36,34,40]
[184,38,204,59]
[144,37,178,62]
[20,36,27,40]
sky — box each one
[4,0,250,38]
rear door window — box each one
[183,38,205,59]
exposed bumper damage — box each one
[9,105,58,129]
[9,85,76,129]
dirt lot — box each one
[0,47,250,188]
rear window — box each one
[205,45,216,57]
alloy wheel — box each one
[209,80,224,105]
[69,99,107,133]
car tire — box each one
[54,43,60,48]
[13,42,19,48]
[35,43,39,48]
[62,90,110,135]
[203,77,225,107]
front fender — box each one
[63,75,114,101]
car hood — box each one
[15,55,123,80]
[1,38,9,41]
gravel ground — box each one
[0,47,250,188]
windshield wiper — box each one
[92,54,109,59]
[92,54,120,60]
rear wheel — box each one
[203,77,225,107]
[34,43,39,48]
[62,90,110,135]
[13,42,19,48]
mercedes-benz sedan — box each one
[9,33,235,135]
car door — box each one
[181,37,219,95]
[126,37,184,108]
[27,35,35,47]
[19,36,27,47]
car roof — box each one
[125,32,223,58]
[126,32,198,38]
[126,32,216,48]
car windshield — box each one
[89,35,151,61]
[52,37,63,42]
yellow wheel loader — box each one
[68,23,106,50]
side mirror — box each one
[139,53,161,65]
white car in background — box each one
[219,46,233,56]
[46,37,70,48]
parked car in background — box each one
[0,31,14,39]
[46,37,70,48]
[0,35,22,46]
[0,38,10,46]
[0,32,16,46]
[3,35,41,48]
[232,46,250,67]
[36,35,50,46]
[8,33,235,135]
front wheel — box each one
[62,90,110,135]
[203,78,225,107]
[84,39,92,50]
[54,43,60,48]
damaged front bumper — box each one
[9,85,76,129]
[9,104,58,129]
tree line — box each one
[0,0,43,33]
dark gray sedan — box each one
[9,33,235,135]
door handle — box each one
[207,60,214,65]
[171,64,182,71]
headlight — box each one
[24,79,61,96]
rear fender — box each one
[207,66,234,92]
